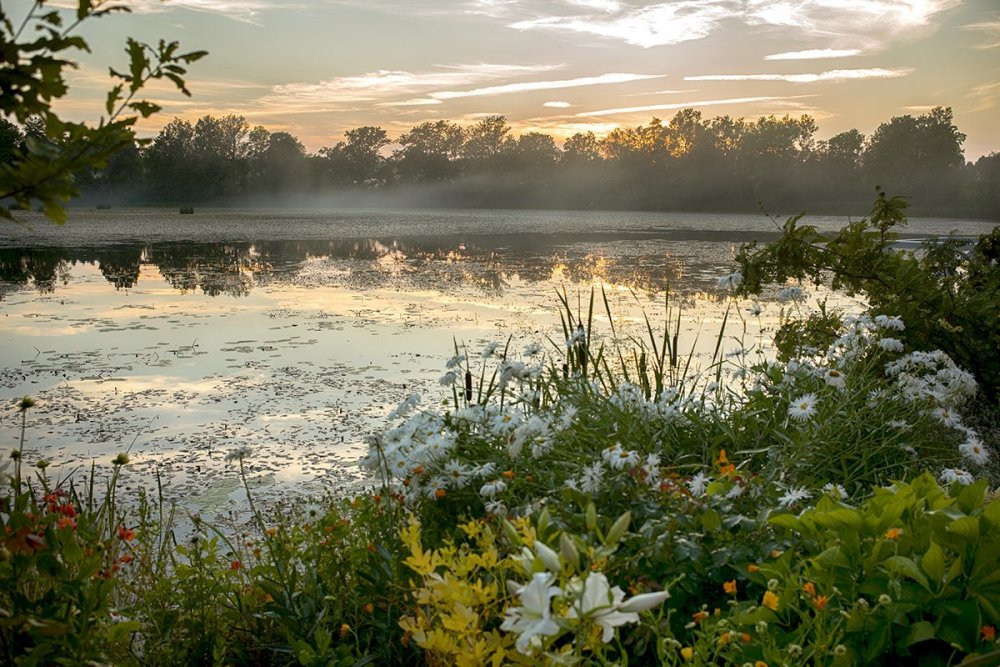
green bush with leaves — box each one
[735,190,1000,401]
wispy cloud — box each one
[685,68,912,84]
[429,72,663,100]
[509,2,733,48]
[963,19,1000,49]
[504,0,959,51]
[544,101,573,108]
[765,49,862,60]
[968,81,1000,112]
[262,64,564,109]
[575,96,783,117]
[127,0,289,24]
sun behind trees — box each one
[8,106,995,218]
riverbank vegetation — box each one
[3,196,999,665]
[4,106,998,219]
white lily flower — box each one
[501,573,562,654]
[619,590,671,613]
[567,572,639,643]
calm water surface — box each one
[1,208,994,511]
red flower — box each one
[117,525,136,542]
[231,559,242,570]
[982,625,996,642]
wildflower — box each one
[716,271,743,290]
[802,582,816,597]
[567,571,639,642]
[776,286,803,301]
[692,610,709,623]
[501,572,562,654]
[445,354,466,369]
[579,461,604,494]
[878,594,892,606]
[884,527,902,540]
[57,516,76,530]
[834,644,847,656]
[112,452,130,466]
[756,620,768,633]
[787,393,818,421]
[878,337,905,353]
[484,500,507,515]
[18,396,36,411]
[777,486,812,508]
[814,595,829,611]
[982,625,997,642]
[438,370,457,386]
[687,471,711,497]
[960,436,990,466]
[755,662,768,667]
[723,580,737,595]
[481,340,501,357]
[117,525,136,542]
[340,623,351,638]
[224,446,252,463]
[434,488,446,499]
[479,479,506,498]
[523,342,543,357]
[230,560,242,570]
[762,591,779,611]
[35,459,49,470]
[874,314,905,331]
[787,644,803,657]
[767,578,780,590]
[939,468,974,485]
[566,325,586,348]
[680,647,694,661]
[824,369,846,389]
[619,589,671,613]
[747,564,760,574]
[747,302,763,316]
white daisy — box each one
[959,436,990,466]
[776,286,804,301]
[878,337,905,353]
[939,468,974,485]
[687,471,710,497]
[777,486,812,508]
[788,393,818,421]
[824,369,846,390]
[480,479,507,498]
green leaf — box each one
[921,542,946,586]
[947,516,981,542]
[882,555,930,589]
[904,621,937,647]
[768,513,802,532]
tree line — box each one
[2,106,997,218]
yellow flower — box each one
[680,646,694,661]
[755,662,768,667]
[762,590,780,611]
[723,579,738,595]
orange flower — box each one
[718,632,731,646]
[501,469,516,479]
[411,465,425,475]
[755,662,768,667]
[884,527,903,540]
[57,516,76,531]
[769,549,783,558]
[340,623,351,638]
[716,449,729,465]
[230,560,242,570]
[692,610,709,623]
[802,581,816,597]
[740,632,751,644]
[119,553,134,564]
[363,603,375,614]
[747,563,760,574]
[982,625,997,642]
[813,595,829,611]
[117,525,135,542]
[762,591,780,611]
[723,579,738,595]
[435,488,447,499]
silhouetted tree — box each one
[394,120,464,183]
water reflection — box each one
[0,235,709,299]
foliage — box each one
[0,0,206,222]
[736,190,1000,400]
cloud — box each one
[575,95,783,117]
[765,49,862,60]
[429,72,663,100]
[963,19,1000,49]
[968,81,1000,112]
[503,0,959,51]
[685,68,912,83]
[509,2,734,48]
[544,101,572,108]
[261,63,564,110]
[127,0,288,24]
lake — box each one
[1,207,995,513]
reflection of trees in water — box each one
[0,235,705,299]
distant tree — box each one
[0,118,22,164]
[821,129,865,171]
[969,152,1000,219]
[394,120,464,183]
[321,126,390,187]
[261,131,307,191]
[561,132,601,163]
[513,132,559,170]
[0,1,205,222]
[143,118,197,200]
[864,106,965,204]
[461,115,514,164]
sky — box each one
[22,0,1000,159]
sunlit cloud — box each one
[382,98,444,107]
[765,49,862,60]
[963,19,1000,49]
[128,0,288,24]
[623,89,693,97]
[968,81,1000,112]
[260,63,564,109]
[544,101,572,108]
[509,3,733,48]
[506,0,960,51]
[430,72,664,100]
[685,68,912,84]
[576,96,783,117]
